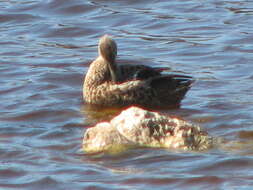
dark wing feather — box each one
[103,74,194,108]
[149,74,194,92]
[118,64,170,81]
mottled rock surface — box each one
[83,106,213,154]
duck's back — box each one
[84,68,193,109]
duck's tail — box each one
[170,74,195,93]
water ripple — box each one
[1,0,253,189]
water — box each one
[1,0,253,189]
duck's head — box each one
[99,35,117,63]
[98,35,118,82]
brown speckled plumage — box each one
[83,35,194,108]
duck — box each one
[83,35,194,109]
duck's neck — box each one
[84,57,107,86]
[84,56,120,88]
[106,59,118,82]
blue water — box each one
[1,0,253,189]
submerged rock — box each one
[83,106,213,154]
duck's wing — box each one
[103,74,194,108]
[147,74,194,107]
[118,64,170,81]
[149,74,194,94]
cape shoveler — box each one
[83,35,194,109]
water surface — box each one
[1,0,253,189]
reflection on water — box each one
[1,0,253,189]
